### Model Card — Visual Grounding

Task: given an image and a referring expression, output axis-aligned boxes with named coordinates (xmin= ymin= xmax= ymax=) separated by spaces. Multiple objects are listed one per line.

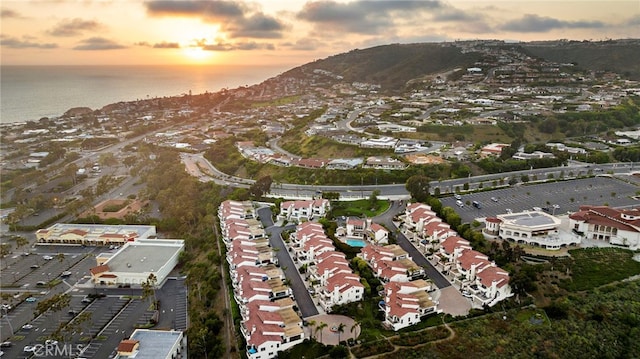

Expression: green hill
xmin=520 ymin=39 xmax=640 ymax=80
xmin=279 ymin=40 xmax=640 ymax=91
xmin=284 ymin=43 xmax=481 ymax=91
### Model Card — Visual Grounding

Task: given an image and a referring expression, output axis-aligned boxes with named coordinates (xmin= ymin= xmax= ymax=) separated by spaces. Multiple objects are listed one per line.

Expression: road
xmin=373 ymin=201 xmax=452 ymax=289
xmin=256 ymin=207 xmax=319 ymax=318
xmin=180 ymin=152 xmax=639 ymax=203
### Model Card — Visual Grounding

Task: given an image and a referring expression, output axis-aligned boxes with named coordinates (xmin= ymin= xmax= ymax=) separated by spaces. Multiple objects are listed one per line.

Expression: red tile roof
xmin=441 ymin=236 xmax=470 ymax=254
xmin=570 ymin=205 xmax=640 ymax=232
xmin=477 ymin=266 xmax=510 ymax=288
xmin=90 ymin=264 xmax=109 ymax=275
xmin=117 ymin=339 xmax=139 ymax=353
xmin=458 ymin=249 xmax=490 ymax=271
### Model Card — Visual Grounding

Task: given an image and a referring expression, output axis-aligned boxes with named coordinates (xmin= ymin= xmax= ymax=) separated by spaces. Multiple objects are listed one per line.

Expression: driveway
xmin=256 ymin=207 xmax=319 ymax=318
xmin=436 ymin=287 xmax=471 ymax=316
xmin=304 ymin=314 xmax=358 ymax=345
xmin=374 ymin=201 xmax=452 ymax=289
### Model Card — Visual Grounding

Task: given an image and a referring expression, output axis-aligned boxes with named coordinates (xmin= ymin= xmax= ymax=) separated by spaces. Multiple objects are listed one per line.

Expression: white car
xmin=45 ymin=340 xmax=58 ymax=346
xmin=43 ymin=255 xmax=53 ymax=260
xmin=22 ymin=324 xmax=34 ymax=330
xmin=454 ymin=194 xmax=462 ymax=200
xmin=23 ymin=345 xmax=36 ymax=352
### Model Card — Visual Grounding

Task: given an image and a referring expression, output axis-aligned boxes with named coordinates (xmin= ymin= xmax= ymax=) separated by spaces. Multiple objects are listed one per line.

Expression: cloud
xmin=1 ymin=8 xmax=23 ymax=18
xmin=297 ymin=0 xmax=442 ymax=34
xmin=282 ymin=38 xmax=326 ymax=51
xmin=501 ymin=14 xmax=605 ymax=33
xmin=146 ymin=0 xmax=245 ymax=20
xmin=73 ymin=37 xmax=126 ymax=50
xmin=0 ymin=35 xmax=57 ymax=49
xmin=135 ymin=41 xmax=181 ymax=48
xmin=48 ymin=18 xmax=103 ymax=37
xmin=202 ymin=41 xmax=274 ymax=51
xmin=153 ymin=41 xmax=180 ymax=48
xmin=145 ymin=0 xmax=285 ymax=39
xmin=431 ymin=7 xmax=476 ymax=22
xmin=626 ymin=15 xmax=640 ymax=26
xmin=230 ymin=13 xmax=285 ymax=38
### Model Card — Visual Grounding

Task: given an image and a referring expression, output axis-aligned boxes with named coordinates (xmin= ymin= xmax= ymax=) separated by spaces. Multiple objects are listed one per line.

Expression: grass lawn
xmin=560 ymin=247 xmax=640 ymax=291
xmin=514 ymin=308 xmax=550 ymax=326
xmin=331 ymin=199 xmax=391 ymax=218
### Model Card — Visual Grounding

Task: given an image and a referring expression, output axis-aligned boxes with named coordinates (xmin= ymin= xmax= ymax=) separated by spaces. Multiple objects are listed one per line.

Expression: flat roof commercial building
xmin=36 ymin=223 xmax=156 ymax=246
xmin=485 ymin=210 xmax=579 ymax=250
xmin=90 ymin=239 xmax=184 ymax=287
xmin=115 ymin=329 xmax=184 ymax=359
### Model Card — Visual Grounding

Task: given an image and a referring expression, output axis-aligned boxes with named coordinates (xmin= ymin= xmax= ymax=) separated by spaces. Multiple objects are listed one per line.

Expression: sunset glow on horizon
xmin=1 ymin=0 xmax=638 ymax=67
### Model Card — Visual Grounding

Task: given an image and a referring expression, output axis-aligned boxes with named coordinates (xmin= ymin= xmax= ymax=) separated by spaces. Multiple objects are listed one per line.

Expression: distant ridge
xmin=282 ymin=42 xmax=480 ymax=91
xmin=278 ymin=39 xmax=640 ymax=92
xmin=521 ymin=39 xmax=640 ymax=80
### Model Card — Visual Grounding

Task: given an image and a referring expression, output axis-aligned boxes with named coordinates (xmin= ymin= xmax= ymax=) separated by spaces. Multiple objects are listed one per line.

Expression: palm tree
xmin=316 ymin=322 xmax=327 ymax=343
xmin=337 ymin=323 xmax=346 ymax=344
xmin=15 ymin=236 xmax=29 ymax=251
xmin=307 ymin=319 xmax=316 ymax=340
xmin=350 ymin=320 xmax=361 ymax=343
xmin=142 ymin=273 xmax=158 ymax=309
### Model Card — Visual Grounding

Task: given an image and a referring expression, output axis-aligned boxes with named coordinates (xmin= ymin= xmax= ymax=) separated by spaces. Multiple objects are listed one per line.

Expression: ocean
xmin=0 ymin=64 xmax=293 ymax=124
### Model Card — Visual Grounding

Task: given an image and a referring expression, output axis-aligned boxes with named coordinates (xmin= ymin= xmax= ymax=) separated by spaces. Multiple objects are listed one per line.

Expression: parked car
xmin=22 ymin=324 xmax=34 ymax=330
xmin=0 ymin=342 xmax=12 ymax=348
xmin=454 ymin=194 xmax=462 ymax=200
xmin=61 ymin=271 xmax=72 ymax=277
xmin=43 ymin=255 xmax=53 ymax=260
xmin=456 ymin=200 xmax=464 ymax=208
xmin=30 ymin=264 xmax=39 ymax=269
xmin=491 ymin=197 xmax=498 ymax=202
xmin=1 ymin=304 xmax=11 ymax=311
xmin=23 ymin=345 xmax=36 ymax=352
xmin=36 ymin=281 xmax=47 ymax=287
xmin=25 ymin=297 xmax=37 ymax=303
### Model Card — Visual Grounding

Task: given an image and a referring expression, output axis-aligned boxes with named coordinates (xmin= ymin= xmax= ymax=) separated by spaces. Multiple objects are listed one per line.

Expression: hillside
xmin=283 ymin=43 xmax=481 ymax=91
xmin=515 ymin=39 xmax=640 ymax=80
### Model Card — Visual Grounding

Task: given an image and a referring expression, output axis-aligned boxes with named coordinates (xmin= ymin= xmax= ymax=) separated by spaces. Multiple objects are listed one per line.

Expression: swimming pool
xmin=346 ymin=239 xmax=367 ymax=247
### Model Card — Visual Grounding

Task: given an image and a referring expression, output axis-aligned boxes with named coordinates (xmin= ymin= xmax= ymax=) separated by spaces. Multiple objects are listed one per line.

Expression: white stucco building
xmin=90 ymin=239 xmax=184 ymax=287
xmin=569 ymin=205 xmax=640 ymax=249
xmin=485 ymin=210 xmax=578 ymax=250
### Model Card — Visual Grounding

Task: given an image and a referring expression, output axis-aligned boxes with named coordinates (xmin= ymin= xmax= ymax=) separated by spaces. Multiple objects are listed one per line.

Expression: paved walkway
xmin=304 ymin=314 xmax=358 ymax=345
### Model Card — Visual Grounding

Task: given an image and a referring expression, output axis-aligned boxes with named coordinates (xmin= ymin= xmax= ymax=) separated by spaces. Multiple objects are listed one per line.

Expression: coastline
xmin=0 ymin=64 xmax=293 ymax=124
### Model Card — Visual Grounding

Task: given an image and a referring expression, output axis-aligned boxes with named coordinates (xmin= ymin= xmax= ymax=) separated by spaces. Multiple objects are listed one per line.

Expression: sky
xmin=1 ymin=0 xmax=639 ymax=67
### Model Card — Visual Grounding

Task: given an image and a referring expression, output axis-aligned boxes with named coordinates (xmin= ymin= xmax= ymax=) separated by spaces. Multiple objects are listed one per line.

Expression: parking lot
xmin=1 ymin=241 xmax=187 ymax=359
xmin=441 ymin=176 xmax=639 ymax=223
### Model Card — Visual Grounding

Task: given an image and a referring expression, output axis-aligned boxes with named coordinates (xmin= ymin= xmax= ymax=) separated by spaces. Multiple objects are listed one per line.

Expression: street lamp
xmin=1 ymin=307 xmax=13 ymax=336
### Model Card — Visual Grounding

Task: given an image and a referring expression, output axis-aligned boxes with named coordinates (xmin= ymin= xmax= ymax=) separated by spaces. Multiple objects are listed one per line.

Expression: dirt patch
xmin=82 ymin=199 xmax=148 ymax=220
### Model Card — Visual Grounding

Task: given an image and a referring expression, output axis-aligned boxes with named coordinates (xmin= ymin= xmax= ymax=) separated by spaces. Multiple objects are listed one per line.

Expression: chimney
xmin=252 ymin=325 xmax=256 ymax=334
